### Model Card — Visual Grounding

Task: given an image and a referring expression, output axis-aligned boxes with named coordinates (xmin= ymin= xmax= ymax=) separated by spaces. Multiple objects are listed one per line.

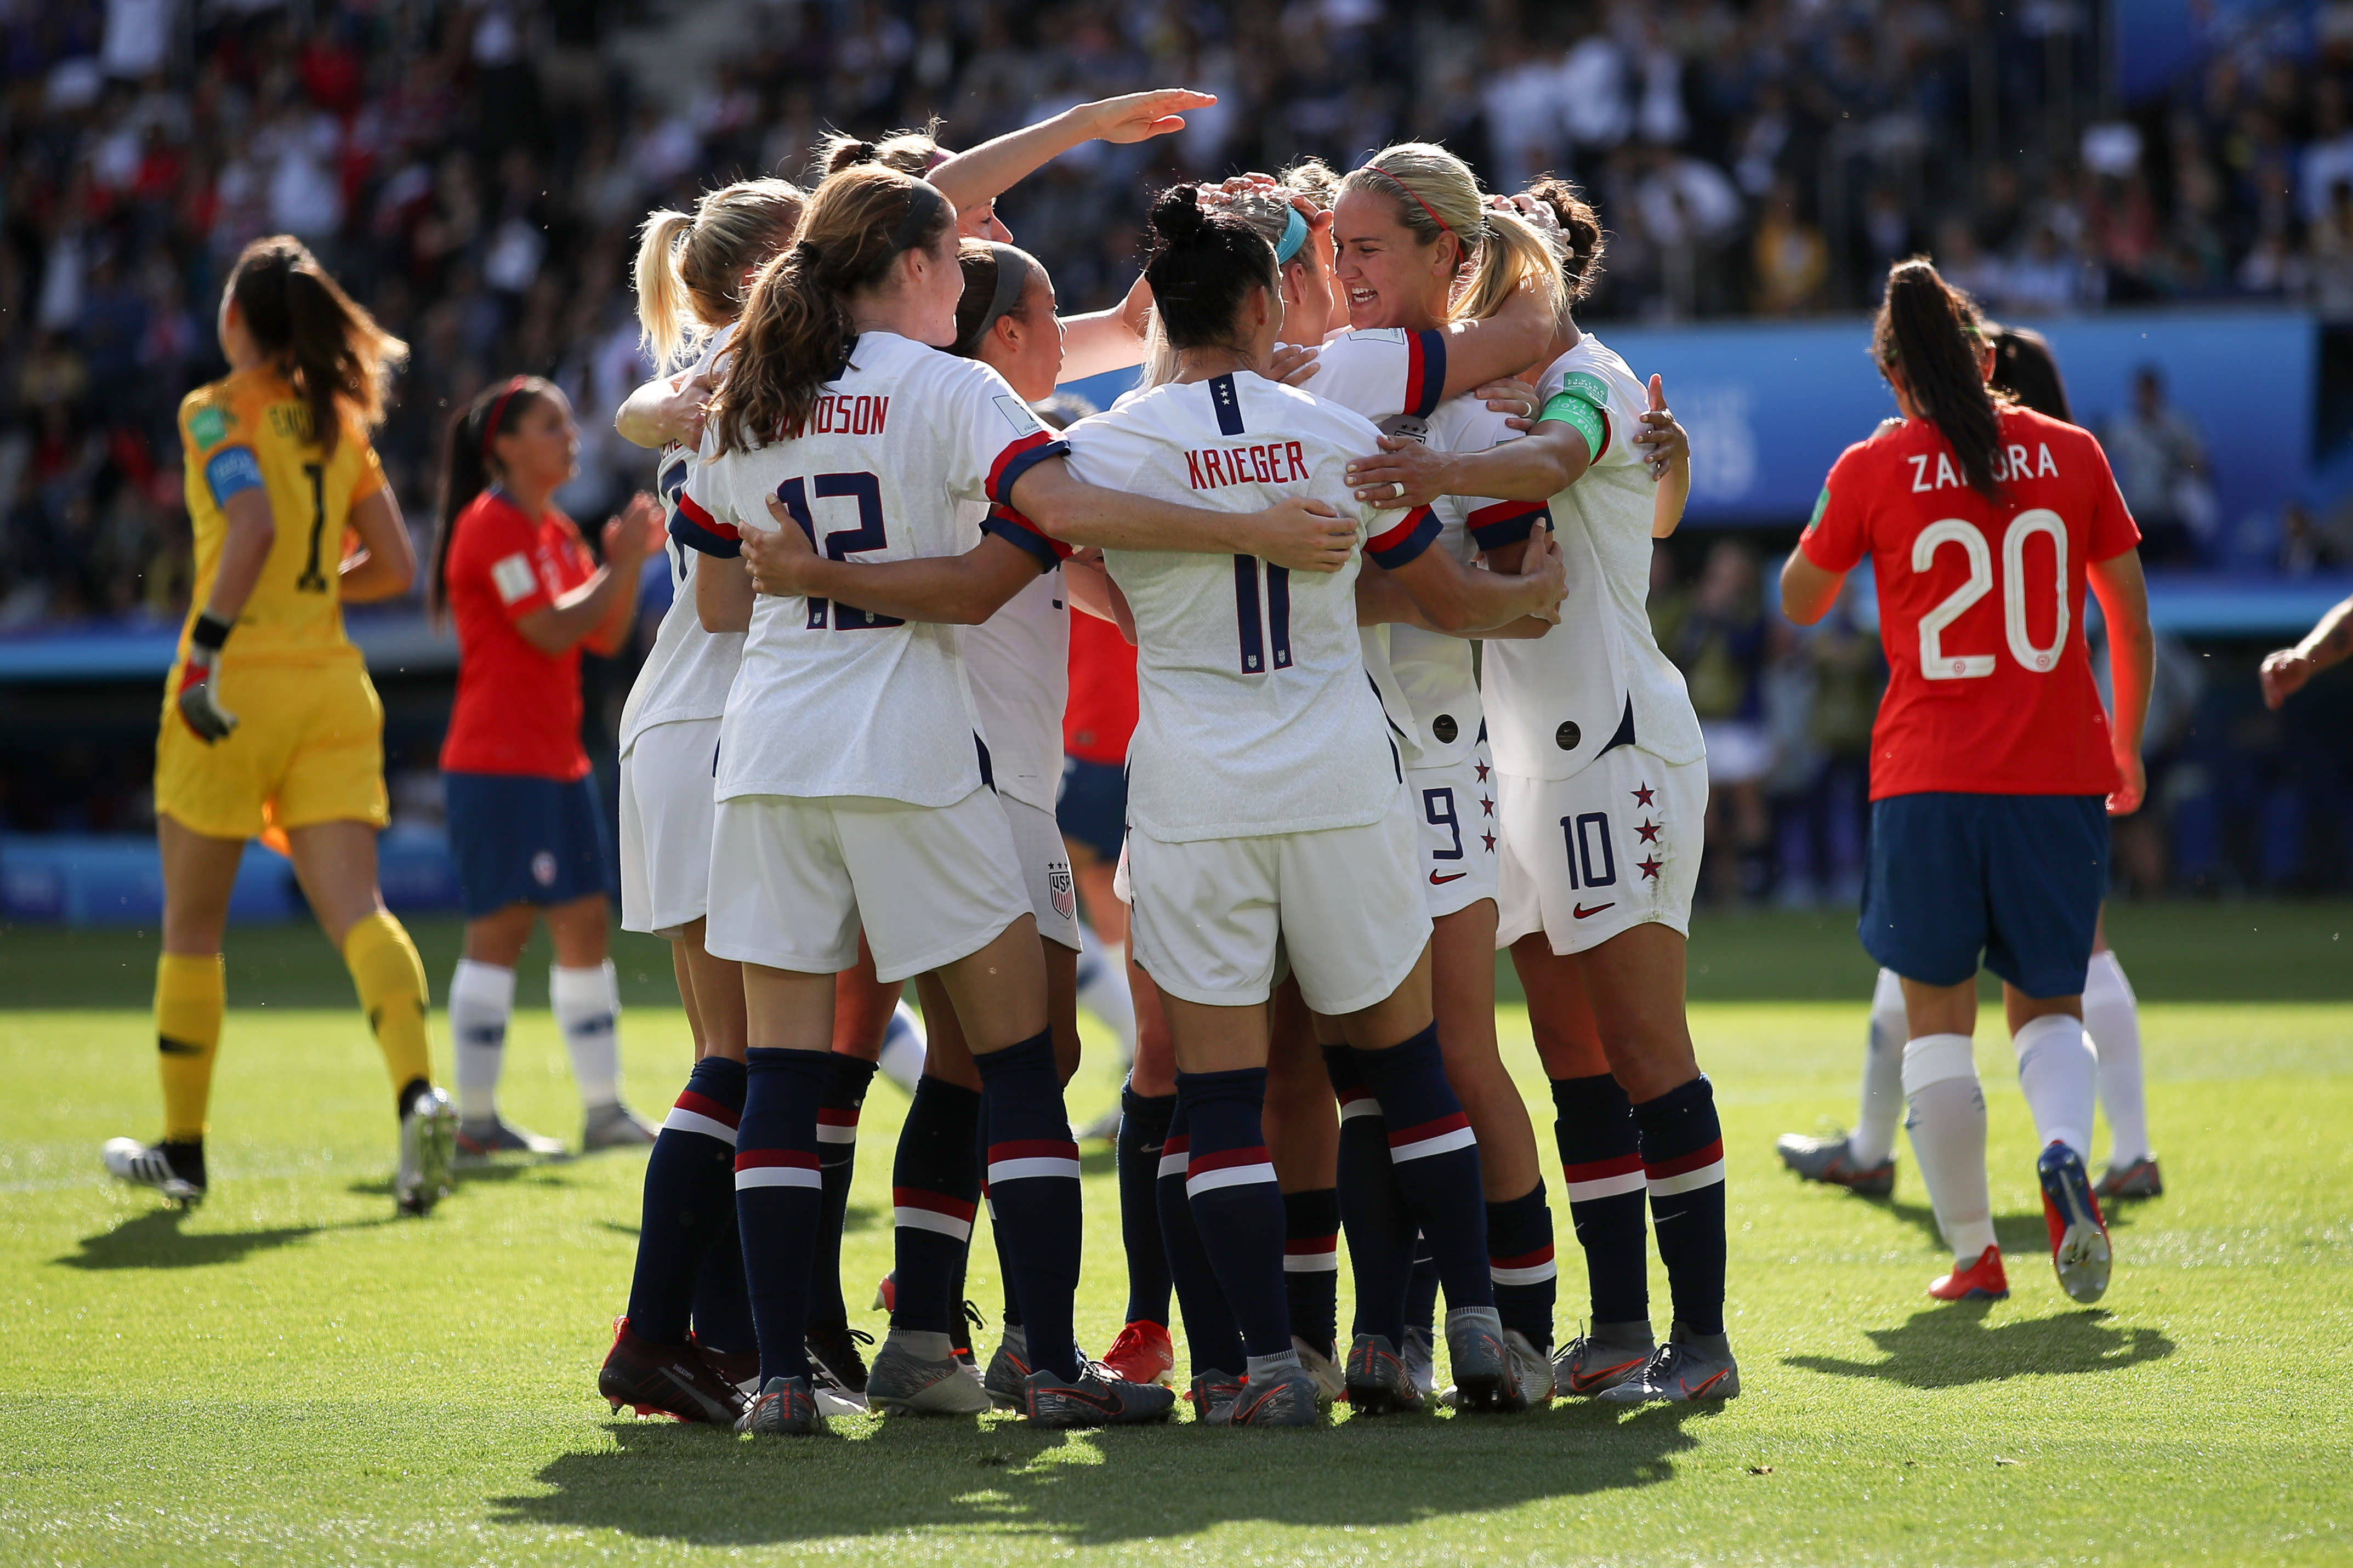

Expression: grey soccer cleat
xmin=1554 ymin=1322 xmax=1656 ymax=1398
xmin=1775 ymin=1131 xmax=1895 ymax=1196
xmin=2038 ymin=1143 xmax=2113 ymax=1304
xmin=582 ymin=1101 xmax=660 ymax=1151
xmin=1444 ymin=1307 xmax=1527 ymax=1413
xmin=1442 ymin=1327 xmax=1557 ymax=1409
xmin=454 ymin=1114 xmax=565 ymax=1162
xmin=2094 ymin=1155 xmax=2163 ymax=1201
xmin=1596 ymin=1322 xmax=1740 ymax=1404
xmin=1024 ymin=1361 xmax=1177 ymax=1428
xmin=395 ymin=1086 xmax=457 ymax=1215
xmin=1402 ymin=1325 xmax=1437 ymax=1396
xmin=1228 ymin=1362 xmax=1322 ymax=1427
xmin=868 ymin=1332 xmax=992 ymax=1415
xmin=736 ymin=1375 xmax=825 ymax=1436
xmin=1293 ymin=1335 xmax=1344 ymax=1403
xmin=1342 ymin=1333 xmax=1424 ymax=1415
xmin=1187 ymin=1371 xmax=1244 ymax=1425
xmin=983 ymin=1323 xmax=1033 ymax=1411
xmin=101 ymin=1138 xmax=204 ymax=1205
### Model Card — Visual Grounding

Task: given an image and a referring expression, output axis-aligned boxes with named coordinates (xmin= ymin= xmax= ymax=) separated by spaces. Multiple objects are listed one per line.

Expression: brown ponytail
xmin=1874 ymin=258 xmax=2004 ymax=500
xmin=226 ymin=235 xmax=407 ymax=457
xmin=1522 ymin=176 xmax=1609 ymax=304
xmin=706 ymin=167 xmax=954 ymax=455
xmin=427 ymin=376 xmax=557 ymax=622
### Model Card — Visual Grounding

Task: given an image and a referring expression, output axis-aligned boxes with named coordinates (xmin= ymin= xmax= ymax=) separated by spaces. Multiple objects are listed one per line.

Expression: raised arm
xmin=927 ymin=90 xmax=1215 ymax=215
xmin=1008 ymin=455 xmax=1355 ymax=574
xmin=1055 ymin=273 xmax=1155 ymax=383
xmin=2088 ymin=545 xmax=2152 ymax=816
xmin=615 ymin=368 xmax=713 ymax=451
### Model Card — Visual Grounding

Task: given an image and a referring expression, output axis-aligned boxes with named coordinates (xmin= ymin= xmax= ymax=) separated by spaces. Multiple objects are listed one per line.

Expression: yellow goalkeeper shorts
xmin=154 ymin=647 xmax=390 ymax=843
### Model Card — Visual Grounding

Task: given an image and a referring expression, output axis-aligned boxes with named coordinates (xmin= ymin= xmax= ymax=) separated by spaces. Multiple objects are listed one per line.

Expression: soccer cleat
xmin=1928 ymin=1244 xmax=2010 ymax=1301
xmin=1229 ymin=1362 xmax=1322 ymax=1427
xmin=737 ymin=1375 xmax=825 ymax=1436
xmin=2038 ymin=1142 xmax=2113 ymax=1304
xmin=599 ymin=1319 xmax=747 ymax=1424
xmin=101 ymin=1137 xmax=204 ymax=1205
xmin=1342 ymin=1333 xmax=1424 ymax=1415
xmin=1504 ymin=1329 xmax=1556 ymax=1405
xmin=983 ymin=1323 xmax=1033 ymax=1410
xmin=1402 ymin=1326 xmax=1437 ymax=1396
xmin=582 ymin=1102 xmax=660 ymax=1151
xmin=2095 ymin=1155 xmax=2163 ymax=1202
xmin=1293 ymin=1335 xmax=1344 ymax=1402
xmin=869 ymin=1332 xmax=992 ymax=1415
xmin=1554 ymin=1326 xmax=1656 ymax=1398
xmin=1775 ymin=1131 xmax=1896 ymax=1196
xmin=1100 ymin=1320 xmax=1176 ymax=1387
xmin=1187 ymin=1371 xmax=1244 ymax=1424
xmin=394 ymin=1086 xmax=457 ymax=1216
xmin=1443 ymin=1306 xmax=1527 ymax=1413
xmin=692 ymin=1338 xmax=760 ymax=1399
xmin=805 ymin=1324 xmax=874 ymax=1413
xmin=454 ymin=1115 xmax=565 ymax=1162
xmin=1024 ymin=1361 xmax=1178 ymax=1428
xmin=871 ymin=1269 xmax=895 ymax=1314
xmin=1595 ymin=1322 xmax=1740 ymax=1404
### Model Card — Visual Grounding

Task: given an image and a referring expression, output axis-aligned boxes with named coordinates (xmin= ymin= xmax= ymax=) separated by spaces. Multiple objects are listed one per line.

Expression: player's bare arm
xmin=515 ymin=492 xmax=663 ymax=657
xmin=695 ymin=548 xmax=754 ymax=633
xmin=1357 ymin=531 xmax=1564 ymax=636
xmin=1386 ymin=525 xmax=1566 ymax=633
xmin=337 ymin=487 xmax=417 ymax=603
xmin=1008 ymin=455 xmax=1354 ymax=573
xmin=1778 ymin=546 xmax=1844 ymax=626
xmin=1346 ymin=419 xmax=1591 ymax=508
xmin=173 ymin=482 xmax=276 ymax=742
xmin=2088 ymin=546 xmax=2154 ymax=816
xmin=2260 ymin=589 xmax=2353 ymax=709
xmin=928 ymin=89 xmax=1216 ymax=215
xmin=749 ymin=494 xmax=1041 ymax=625
xmin=613 ymin=368 xmax=712 ymax=451
xmin=1060 ymin=549 xmax=1121 ymax=624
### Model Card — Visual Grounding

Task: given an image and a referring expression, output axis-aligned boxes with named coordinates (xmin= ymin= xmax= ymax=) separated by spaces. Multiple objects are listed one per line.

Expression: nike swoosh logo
xmin=1572 ymin=902 xmax=1616 ymax=919
xmin=1569 ymin=1356 xmax=1644 ymax=1391
xmin=1429 ymin=871 xmax=1468 ymax=885
xmin=1680 ymin=1369 xmax=1730 ymax=1399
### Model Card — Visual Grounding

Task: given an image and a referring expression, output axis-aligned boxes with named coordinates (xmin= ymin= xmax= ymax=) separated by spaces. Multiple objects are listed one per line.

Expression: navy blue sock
xmin=688 ymin=1208 xmax=754 ymax=1353
xmin=627 ymin=1054 xmax=744 ymax=1347
xmin=1175 ymin=1068 xmax=1291 ymax=1360
xmin=1326 ymin=1044 xmax=1413 ymax=1344
xmin=1118 ymin=1086 xmax=1176 ymax=1327
xmin=1156 ymin=1099 xmax=1245 ymax=1380
xmin=734 ymin=1047 xmax=831 ymax=1384
xmin=889 ymin=1074 xmax=980 ymax=1336
xmin=1404 ymin=1239 xmax=1439 ymax=1337
xmin=1553 ymin=1072 xmax=1651 ymax=1326
xmin=975 ymin=1030 xmax=1083 ymax=1381
xmin=1351 ymin=1026 xmax=1493 ymax=1312
xmin=1635 ymin=1075 xmax=1727 ymax=1338
xmin=1487 ymin=1182 xmax=1558 ymax=1353
xmin=1282 ymin=1187 xmax=1340 ymax=1355
xmin=975 ymin=1104 xmax=1021 ymax=1328
xmin=809 ymin=1053 xmax=876 ymax=1332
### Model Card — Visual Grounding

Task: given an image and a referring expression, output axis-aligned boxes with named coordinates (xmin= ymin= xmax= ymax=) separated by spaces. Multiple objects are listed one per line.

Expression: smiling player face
xmin=1331 ymin=187 xmax=1457 ymax=334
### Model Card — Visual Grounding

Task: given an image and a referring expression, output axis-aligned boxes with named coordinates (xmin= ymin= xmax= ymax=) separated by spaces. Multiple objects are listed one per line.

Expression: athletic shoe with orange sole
xmin=1100 ymin=1320 xmax=1176 ymax=1387
xmin=1928 ymin=1244 xmax=2010 ymax=1301
xmin=599 ymin=1319 xmax=747 ymax=1424
xmin=2038 ymin=1142 xmax=2113 ymax=1303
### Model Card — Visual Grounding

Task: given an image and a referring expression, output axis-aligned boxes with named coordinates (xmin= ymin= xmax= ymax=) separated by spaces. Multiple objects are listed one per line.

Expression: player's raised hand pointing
xmin=1082 ymin=89 xmax=1218 ymax=144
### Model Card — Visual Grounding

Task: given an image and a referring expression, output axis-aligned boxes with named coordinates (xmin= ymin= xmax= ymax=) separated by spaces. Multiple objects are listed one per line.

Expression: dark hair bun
xmin=1524 ymin=176 xmax=1607 ymax=301
xmin=1149 ymin=184 xmax=1208 ymax=245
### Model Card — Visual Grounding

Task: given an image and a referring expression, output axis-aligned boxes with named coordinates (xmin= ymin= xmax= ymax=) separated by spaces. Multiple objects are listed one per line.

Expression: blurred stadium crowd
xmin=0 ymin=0 xmax=2348 ymax=893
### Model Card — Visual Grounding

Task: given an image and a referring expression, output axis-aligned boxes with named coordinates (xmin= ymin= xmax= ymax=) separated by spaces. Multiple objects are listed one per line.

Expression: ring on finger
xmin=1390 ymin=481 xmax=1407 ymax=501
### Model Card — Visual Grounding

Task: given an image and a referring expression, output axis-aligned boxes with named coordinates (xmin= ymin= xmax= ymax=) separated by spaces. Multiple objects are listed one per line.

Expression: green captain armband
xmin=1536 ymin=383 xmax=1607 ymax=460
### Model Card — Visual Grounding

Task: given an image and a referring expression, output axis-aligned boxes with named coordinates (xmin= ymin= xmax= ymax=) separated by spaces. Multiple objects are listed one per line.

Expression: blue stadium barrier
xmin=0 ymin=613 xmax=458 ymax=684
xmin=0 ymin=825 xmax=462 ymax=927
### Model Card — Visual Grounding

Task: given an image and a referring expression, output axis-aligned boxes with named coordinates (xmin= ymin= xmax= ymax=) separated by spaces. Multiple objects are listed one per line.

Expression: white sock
xmin=2082 ymin=950 xmax=2150 ymax=1164
xmin=550 ymin=960 xmax=622 ymax=1111
xmin=1902 ymin=1033 xmax=1994 ymax=1263
xmin=877 ymin=1001 xmax=926 ymax=1094
xmin=449 ymin=959 xmax=516 ymax=1125
xmin=1074 ymin=934 xmax=1138 ymax=1072
xmin=1850 ymin=967 xmax=1908 ymax=1168
xmin=2013 ymin=1012 xmax=2095 ymax=1160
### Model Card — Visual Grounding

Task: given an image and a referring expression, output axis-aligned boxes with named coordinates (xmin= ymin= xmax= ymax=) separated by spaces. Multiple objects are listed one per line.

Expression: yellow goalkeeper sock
xmin=155 ymin=953 xmax=225 ymax=1143
xmin=343 ymin=911 xmax=435 ymax=1111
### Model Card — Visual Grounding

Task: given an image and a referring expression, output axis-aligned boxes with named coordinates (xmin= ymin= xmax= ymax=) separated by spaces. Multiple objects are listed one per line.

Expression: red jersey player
xmin=1780 ymin=260 xmax=2153 ymax=1308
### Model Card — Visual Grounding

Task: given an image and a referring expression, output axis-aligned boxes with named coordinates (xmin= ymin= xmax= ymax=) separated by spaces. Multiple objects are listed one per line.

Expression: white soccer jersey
xmin=678 ymin=331 xmax=1067 ymax=807
xmin=621 ymin=327 xmax=744 ymax=754
xmin=954 ymin=495 xmax=1070 ymax=814
xmin=1063 ymin=370 xmax=1431 ymax=841
xmin=1482 ymin=335 xmax=1704 ymax=782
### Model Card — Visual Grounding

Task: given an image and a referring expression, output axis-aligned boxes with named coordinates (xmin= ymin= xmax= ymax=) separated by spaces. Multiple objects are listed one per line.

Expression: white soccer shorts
xmin=1496 ymin=747 xmax=1707 ymax=955
xmin=1406 ymin=740 xmax=1500 ymax=921
xmin=618 ymin=717 xmax=720 ymax=939
xmin=1127 ymin=784 xmax=1432 ymax=1017
xmin=706 ymin=784 xmax=1031 ymax=983
xmin=1001 ymin=794 xmax=1081 ymax=953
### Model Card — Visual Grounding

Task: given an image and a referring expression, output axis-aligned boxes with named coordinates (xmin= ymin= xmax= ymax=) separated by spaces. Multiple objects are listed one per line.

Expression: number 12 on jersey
xmin=775 ymin=472 xmax=906 ymax=632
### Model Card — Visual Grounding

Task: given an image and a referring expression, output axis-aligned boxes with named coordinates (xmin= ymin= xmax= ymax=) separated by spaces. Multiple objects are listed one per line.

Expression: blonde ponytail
xmin=633 ymin=208 xmax=697 ymax=371
xmin=632 ymin=180 xmax=808 ymax=374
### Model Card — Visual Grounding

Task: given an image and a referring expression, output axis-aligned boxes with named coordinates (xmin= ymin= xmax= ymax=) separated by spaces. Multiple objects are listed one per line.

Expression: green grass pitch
xmin=1 ymin=905 xmax=2348 ymax=1565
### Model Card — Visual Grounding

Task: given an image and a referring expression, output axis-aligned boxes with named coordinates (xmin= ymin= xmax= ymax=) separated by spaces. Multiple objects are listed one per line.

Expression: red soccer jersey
xmin=440 ymin=489 xmax=596 ymax=780
xmin=1063 ymin=609 xmax=1138 ymax=766
xmin=1799 ymin=406 xmax=2141 ymax=800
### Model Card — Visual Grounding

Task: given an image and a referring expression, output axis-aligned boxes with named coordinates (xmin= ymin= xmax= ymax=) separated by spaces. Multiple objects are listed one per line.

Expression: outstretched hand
xmin=1630 ymin=373 xmax=1689 ymax=483
xmin=1249 ymin=495 xmax=1356 ymax=574
xmin=603 ymin=492 xmax=666 ymax=566
xmin=1268 ymin=341 xmax=1322 ymax=387
xmin=1345 ymin=436 xmax=1449 ymax=509
xmin=1083 ymin=89 xmax=1217 ymax=144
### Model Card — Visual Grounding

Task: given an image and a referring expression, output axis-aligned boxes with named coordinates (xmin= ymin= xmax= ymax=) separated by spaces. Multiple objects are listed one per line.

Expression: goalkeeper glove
xmin=176 ymin=612 xmax=239 ymax=743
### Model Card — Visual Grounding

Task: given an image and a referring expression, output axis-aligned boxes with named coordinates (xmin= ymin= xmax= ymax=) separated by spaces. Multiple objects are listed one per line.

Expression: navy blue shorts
xmin=1861 ymin=791 xmax=2107 ymax=999
xmin=444 ymin=771 xmax=616 ymax=919
xmin=1056 ymin=755 xmax=1127 ymax=863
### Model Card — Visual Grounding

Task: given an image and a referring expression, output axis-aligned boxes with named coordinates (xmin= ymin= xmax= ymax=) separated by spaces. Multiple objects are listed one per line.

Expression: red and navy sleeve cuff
xmin=1404 ymin=329 xmax=1448 ymax=420
xmin=1366 ymin=504 xmax=1441 ymax=568
xmin=1467 ymin=499 xmax=1549 ymax=550
xmin=981 ymin=505 xmax=1072 ymax=571
xmin=670 ymin=491 xmax=741 ymax=558
xmin=986 ymin=431 xmax=1072 ymax=508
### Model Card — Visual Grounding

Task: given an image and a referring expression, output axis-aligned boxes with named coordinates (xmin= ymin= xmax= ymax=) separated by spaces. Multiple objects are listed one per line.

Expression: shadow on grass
xmin=489 ymin=1402 xmax=1714 ymax=1546
xmin=53 ymin=1205 xmax=396 ymax=1270
xmin=1784 ymin=1303 xmax=2174 ymax=1388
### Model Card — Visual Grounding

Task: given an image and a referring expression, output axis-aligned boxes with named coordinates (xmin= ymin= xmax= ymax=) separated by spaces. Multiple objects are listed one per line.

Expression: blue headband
xmin=1275 ymin=204 xmax=1309 ymax=265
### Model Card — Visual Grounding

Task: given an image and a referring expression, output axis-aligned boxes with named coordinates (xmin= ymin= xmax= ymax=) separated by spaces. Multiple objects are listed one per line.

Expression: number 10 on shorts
xmin=1558 ymin=812 xmax=1617 ymax=890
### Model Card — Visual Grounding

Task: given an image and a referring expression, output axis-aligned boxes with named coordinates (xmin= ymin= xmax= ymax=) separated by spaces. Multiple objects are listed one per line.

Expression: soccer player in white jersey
xmin=679 ymin=166 xmax=1351 ymax=1436
xmin=1344 ymin=176 xmax=1736 ymax=1404
xmin=1062 ymin=186 xmax=1560 ymax=1426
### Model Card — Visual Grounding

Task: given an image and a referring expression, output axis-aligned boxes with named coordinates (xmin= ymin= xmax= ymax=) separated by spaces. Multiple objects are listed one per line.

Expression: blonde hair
xmin=1340 ymin=142 xmax=1565 ymax=326
xmin=819 ymin=123 xmax=945 ymax=179
xmin=1278 ymin=157 xmax=1341 ymax=205
xmin=633 ymin=179 xmax=807 ymax=373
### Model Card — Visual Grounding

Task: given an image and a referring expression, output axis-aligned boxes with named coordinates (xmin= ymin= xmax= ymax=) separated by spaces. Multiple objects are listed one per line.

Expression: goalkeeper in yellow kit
xmin=102 ymin=235 xmax=459 ymax=1215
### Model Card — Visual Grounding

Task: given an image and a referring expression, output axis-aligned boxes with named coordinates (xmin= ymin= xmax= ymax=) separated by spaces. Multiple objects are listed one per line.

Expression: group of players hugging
xmin=113 ymin=78 xmax=2305 ymax=1435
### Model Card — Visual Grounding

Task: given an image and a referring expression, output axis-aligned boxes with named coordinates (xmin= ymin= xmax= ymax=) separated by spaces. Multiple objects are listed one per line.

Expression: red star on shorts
xmin=1480 ymin=830 xmax=1497 ymax=852
xmin=1474 ymin=760 xmax=1491 ymax=783
xmin=1638 ymin=856 xmax=1663 ymax=881
xmin=1630 ymin=783 xmax=1656 ymax=807
xmin=1480 ymin=795 xmax=1495 ymax=818
xmin=1636 ymin=818 xmax=1661 ymax=843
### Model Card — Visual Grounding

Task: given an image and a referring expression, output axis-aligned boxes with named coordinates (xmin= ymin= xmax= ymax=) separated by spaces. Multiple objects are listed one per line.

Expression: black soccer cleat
xmin=599 ymin=1319 xmax=748 ymax=1424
